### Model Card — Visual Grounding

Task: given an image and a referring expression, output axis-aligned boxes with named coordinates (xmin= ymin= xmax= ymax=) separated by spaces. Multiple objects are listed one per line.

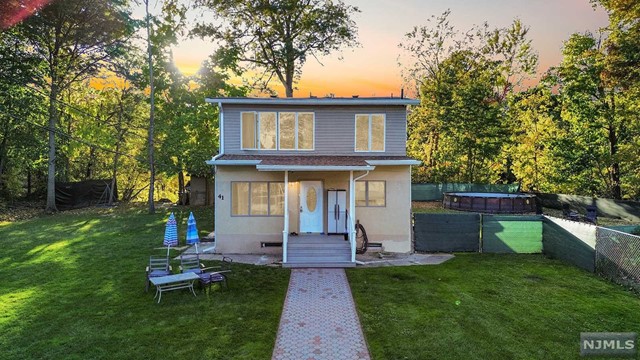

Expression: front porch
xmin=284 ymin=234 xmax=354 ymax=268
xmin=280 ymin=169 xmax=367 ymax=268
xmin=211 ymin=159 xmax=414 ymax=260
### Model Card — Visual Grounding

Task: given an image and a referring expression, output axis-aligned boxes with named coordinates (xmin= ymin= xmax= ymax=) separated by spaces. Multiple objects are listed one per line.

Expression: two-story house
xmin=205 ymin=97 xmax=420 ymax=267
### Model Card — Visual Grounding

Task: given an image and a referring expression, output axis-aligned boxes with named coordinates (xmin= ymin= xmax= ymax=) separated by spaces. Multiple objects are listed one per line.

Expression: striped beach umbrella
xmin=186 ymin=212 xmax=200 ymax=254
xmin=163 ymin=212 xmax=178 ymax=258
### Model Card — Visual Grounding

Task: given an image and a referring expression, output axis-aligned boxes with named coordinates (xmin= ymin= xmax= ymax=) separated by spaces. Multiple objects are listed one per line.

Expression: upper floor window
xmin=355 ymin=114 xmax=385 ymax=152
xmin=242 ymin=112 xmax=276 ymax=150
xmin=242 ymin=111 xmax=314 ymax=150
xmin=279 ymin=112 xmax=314 ymax=150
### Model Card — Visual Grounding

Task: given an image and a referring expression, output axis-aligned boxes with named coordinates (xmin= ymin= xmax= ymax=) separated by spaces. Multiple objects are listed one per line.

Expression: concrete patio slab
xmin=178 ymin=244 xmax=454 ymax=268
xmin=355 ymin=253 xmax=455 ymax=267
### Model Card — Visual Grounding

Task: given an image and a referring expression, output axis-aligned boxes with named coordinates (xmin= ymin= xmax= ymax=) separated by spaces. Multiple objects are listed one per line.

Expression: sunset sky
xmin=139 ymin=0 xmax=610 ymax=97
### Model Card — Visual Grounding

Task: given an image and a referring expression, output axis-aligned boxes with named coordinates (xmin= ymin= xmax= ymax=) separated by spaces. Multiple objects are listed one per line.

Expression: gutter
xmin=218 ymin=101 xmax=224 ymax=154
xmin=256 ymin=165 xmax=375 ymax=172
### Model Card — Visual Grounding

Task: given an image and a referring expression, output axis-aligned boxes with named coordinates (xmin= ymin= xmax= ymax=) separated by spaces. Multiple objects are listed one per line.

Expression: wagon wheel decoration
xmin=355 ymin=221 xmax=368 ymax=254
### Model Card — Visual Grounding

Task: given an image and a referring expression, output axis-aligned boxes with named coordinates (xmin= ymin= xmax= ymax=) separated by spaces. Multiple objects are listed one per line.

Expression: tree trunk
xmin=46 ymin=82 xmax=58 ymax=212
xmin=86 ymin=146 xmax=95 ymax=179
xmin=178 ymin=170 xmax=186 ymax=205
xmin=110 ymin=141 xmax=120 ymax=205
xmin=27 ymin=170 xmax=31 ymax=196
xmin=608 ymin=126 xmax=621 ymax=199
xmin=284 ymin=81 xmax=293 ymax=97
xmin=284 ymin=64 xmax=294 ymax=97
xmin=0 ymin=126 xmax=8 ymax=186
xmin=608 ymin=93 xmax=622 ymax=200
xmin=145 ymin=0 xmax=155 ymax=214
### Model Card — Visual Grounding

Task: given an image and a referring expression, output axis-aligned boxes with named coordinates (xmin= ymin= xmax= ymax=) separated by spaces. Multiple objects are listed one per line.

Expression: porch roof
xmin=206 ymin=154 xmax=420 ymax=170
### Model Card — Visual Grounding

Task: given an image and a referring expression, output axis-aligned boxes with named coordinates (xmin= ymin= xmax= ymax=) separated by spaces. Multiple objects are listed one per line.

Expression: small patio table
xmin=149 ymin=272 xmax=200 ymax=303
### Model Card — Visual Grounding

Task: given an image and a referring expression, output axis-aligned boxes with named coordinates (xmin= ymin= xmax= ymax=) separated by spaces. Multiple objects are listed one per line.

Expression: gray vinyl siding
xmin=222 ymin=104 xmax=408 ymax=156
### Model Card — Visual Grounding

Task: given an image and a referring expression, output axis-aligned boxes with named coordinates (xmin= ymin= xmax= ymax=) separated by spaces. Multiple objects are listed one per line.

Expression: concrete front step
xmin=288 ymin=244 xmax=350 ymax=250
xmin=288 ymin=240 xmax=349 ymax=245
xmin=288 ymin=246 xmax=351 ymax=255
xmin=283 ymin=261 xmax=356 ymax=268
xmin=286 ymin=234 xmax=352 ymax=267
xmin=288 ymin=255 xmax=351 ymax=261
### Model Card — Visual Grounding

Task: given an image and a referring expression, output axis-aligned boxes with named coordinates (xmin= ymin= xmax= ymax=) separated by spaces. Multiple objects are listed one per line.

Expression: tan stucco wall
xmin=353 ymin=166 xmax=412 ymax=253
xmin=214 ymin=167 xmax=284 ymax=253
xmin=214 ymin=165 xmax=412 ymax=254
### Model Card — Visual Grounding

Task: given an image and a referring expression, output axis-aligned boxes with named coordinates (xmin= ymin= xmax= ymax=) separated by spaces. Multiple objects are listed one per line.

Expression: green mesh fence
xmin=414 ymin=213 xmax=480 ymax=252
xmin=482 ymin=215 xmax=543 ymax=253
xmin=412 ymin=183 xmax=521 ymax=201
xmin=413 ymin=214 xmax=542 ymax=253
xmin=604 ymin=225 xmax=640 ymax=235
xmin=541 ymin=217 xmax=596 ymax=272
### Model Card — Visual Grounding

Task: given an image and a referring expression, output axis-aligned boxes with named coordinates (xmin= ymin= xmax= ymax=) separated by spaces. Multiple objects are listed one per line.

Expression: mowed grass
xmin=0 ymin=205 xmax=289 ymax=360
xmin=348 ymin=254 xmax=640 ymax=360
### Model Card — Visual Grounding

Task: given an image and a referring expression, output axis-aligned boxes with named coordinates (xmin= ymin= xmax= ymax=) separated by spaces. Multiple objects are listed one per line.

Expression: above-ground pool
xmin=443 ymin=192 xmax=536 ymax=214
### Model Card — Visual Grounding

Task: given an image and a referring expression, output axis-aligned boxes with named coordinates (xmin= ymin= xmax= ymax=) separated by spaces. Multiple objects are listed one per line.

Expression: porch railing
xmin=346 ymin=209 xmax=356 ymax=262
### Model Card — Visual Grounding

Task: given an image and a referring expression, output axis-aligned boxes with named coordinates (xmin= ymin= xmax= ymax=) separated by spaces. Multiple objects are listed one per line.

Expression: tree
xmin=144 ymin=0 xmax=157 ymax=214
xmin=506 ymin=86 xmax=562 ymax=192
xmin=19 ymin=0 xmax=133 ymax=212
xmin=551 ymin=33 xmax=630 ymax=199
xmin=401 ymin=11 xmax=537 ymax=183
xmin=592 ymin=0 xmax=640 ymax=88
xmin=193 ymin=0 xmax=360 ymax=97
xmin=0 ymin=27 xmax=46 ymax=198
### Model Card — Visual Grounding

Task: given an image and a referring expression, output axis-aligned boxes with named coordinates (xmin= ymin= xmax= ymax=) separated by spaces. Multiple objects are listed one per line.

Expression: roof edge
xmin=205 ymin=159 xmax=262 ymax=165
xmin=205 ymin=97 xmax=420 ymax=106
xmin=366 ymin=159 xmax=421 ymax=166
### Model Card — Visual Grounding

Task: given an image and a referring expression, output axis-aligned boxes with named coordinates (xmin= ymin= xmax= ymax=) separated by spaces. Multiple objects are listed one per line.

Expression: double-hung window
xmin=241 ymin=112 xmax=277 ymax=150
xmin=232 ymin=181 xmax=285 ymax=216
xmin=242 ymin=111 xmax=314 ymax=150
xmin=278 ymin=112 xmax=314 ymax=150
xmin=355 ymin=114 xmax=385 ymax=152
xmin=355 ymin=180 xmax=386 ymax=207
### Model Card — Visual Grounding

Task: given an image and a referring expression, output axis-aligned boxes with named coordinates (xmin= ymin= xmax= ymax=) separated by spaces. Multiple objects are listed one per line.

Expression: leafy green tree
xmin=193 ymin=0 xmax=360 ymax=97
xmin=506 ymin=86 xmax=562 ymax=192
xmin=0 ymin=27 xmax=46 ymax=199
xmin=551 ymin=33 xmax=630 ymax=198
xmin=402 ymin=11 xmax=537 ymax=184
xmin=19 ymin=0 xmax=134 ymax=211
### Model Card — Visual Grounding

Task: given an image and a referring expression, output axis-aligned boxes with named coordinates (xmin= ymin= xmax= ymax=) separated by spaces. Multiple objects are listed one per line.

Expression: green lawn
xmin=0 ymin=205 xmax=289 ymax=360
xmin=4 ymin=206 xmax=640 ymax=360
xmin=348 ymin=254 xmax=640 ymax=360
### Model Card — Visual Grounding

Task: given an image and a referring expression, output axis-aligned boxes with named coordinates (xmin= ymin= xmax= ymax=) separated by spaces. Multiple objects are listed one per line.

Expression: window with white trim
xmin=278 ymin=112 xmax=314 ymax=150
xmin=242 ymin=111 xmax=314 ymax=151
xmin=232 ymin=181 xmax=285 ymax=216
xmin=241 ymin=112 xmax=277 ymax=150
xmin=355 ymin=180 xmax=386 ymax=207
xmin=355 ymin=114 xmax=385 ymax=152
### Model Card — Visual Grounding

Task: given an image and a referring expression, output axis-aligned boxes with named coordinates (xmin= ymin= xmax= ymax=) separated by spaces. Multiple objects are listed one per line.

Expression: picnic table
xmin=149 ymin=272 xmax=200 ymax=303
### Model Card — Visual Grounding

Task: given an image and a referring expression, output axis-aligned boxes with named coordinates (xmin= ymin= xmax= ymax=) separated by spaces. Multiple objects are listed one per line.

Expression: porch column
xmin=283 ymin=170 xmax=289 ymax=263
xmin=349 ymin=171 xmax=356 ymax=262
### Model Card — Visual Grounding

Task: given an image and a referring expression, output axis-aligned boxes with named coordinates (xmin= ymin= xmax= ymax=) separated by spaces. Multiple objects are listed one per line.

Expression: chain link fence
xmin=595 ymin=227 xmax=640 ymax=293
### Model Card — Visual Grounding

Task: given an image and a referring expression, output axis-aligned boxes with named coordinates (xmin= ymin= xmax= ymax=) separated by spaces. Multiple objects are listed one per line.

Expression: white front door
xmin=299 ymin=181 xmax=323 ymax=233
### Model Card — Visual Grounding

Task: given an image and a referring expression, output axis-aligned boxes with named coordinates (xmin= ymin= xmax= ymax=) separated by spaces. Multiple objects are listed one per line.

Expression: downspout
xmin=283 ymin=170 xmax=289 ymax=263
xmin=211 ymin=102 xmax=224 ymax=249
xmin=349 ymin=170 xmax=370 ymax=262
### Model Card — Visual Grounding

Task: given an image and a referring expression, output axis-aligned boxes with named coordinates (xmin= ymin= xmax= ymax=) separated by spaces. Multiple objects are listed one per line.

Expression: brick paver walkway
xmin=272 ymin=268 xmax=371 ymax=360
